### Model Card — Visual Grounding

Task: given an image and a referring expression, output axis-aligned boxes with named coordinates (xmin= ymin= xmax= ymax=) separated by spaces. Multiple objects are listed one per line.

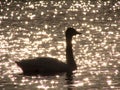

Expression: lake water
xmin=0 ymin=0 xmax=120 ymax=90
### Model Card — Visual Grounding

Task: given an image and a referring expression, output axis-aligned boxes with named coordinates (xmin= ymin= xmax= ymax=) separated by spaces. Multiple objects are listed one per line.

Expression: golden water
xmin=0 ymin=0 xmax=120 ymax=90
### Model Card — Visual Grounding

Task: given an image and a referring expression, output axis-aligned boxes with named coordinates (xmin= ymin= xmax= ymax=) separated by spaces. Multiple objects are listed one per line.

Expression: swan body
xmin=15 ymin=28 xmax=81 ymax=75
xmin=16 ymin=57 xmax=69 ymax=75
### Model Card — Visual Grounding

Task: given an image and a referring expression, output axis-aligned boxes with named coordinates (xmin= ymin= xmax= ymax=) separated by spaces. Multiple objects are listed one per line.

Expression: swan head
xmin=66 ymin=28 xmax=82 ymax=38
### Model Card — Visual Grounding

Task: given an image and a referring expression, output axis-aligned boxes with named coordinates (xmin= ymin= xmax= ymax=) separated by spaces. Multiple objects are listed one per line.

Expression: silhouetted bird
xmin=15 ymin=28 xmax=81 ymax=75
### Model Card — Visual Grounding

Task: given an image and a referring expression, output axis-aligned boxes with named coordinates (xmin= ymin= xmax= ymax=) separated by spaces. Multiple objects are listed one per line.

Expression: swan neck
xmin=66 ymin=37 xmax=76 ymax=70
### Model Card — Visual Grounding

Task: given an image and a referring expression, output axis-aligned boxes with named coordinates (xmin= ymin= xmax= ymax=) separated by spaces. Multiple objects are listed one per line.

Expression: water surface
xmin=0 ymin=0 xmax=120 ymax=90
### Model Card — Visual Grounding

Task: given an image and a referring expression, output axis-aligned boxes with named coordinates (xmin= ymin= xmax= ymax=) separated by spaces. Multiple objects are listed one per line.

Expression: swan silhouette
xmin=15 ymin=28 xmax=81 ymax=75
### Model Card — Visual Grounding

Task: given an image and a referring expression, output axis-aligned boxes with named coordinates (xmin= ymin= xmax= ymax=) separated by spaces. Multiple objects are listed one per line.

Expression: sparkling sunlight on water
xmin=0 ymin=0 xmax=120 ymax=90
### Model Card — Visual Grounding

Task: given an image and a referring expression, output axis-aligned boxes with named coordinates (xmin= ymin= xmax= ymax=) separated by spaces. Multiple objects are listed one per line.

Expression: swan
xmin=15 ymin=28 xmax=81 ymax=75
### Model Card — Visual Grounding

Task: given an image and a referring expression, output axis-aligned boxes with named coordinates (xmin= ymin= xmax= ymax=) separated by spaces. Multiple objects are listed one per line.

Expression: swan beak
xmin=76 ymin=31 xmax=82 ymax=35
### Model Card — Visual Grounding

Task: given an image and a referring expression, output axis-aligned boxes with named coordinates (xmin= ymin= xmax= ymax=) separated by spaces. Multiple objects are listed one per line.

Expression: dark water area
xmin=0 ymin=0 xmax=120 ymax=90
